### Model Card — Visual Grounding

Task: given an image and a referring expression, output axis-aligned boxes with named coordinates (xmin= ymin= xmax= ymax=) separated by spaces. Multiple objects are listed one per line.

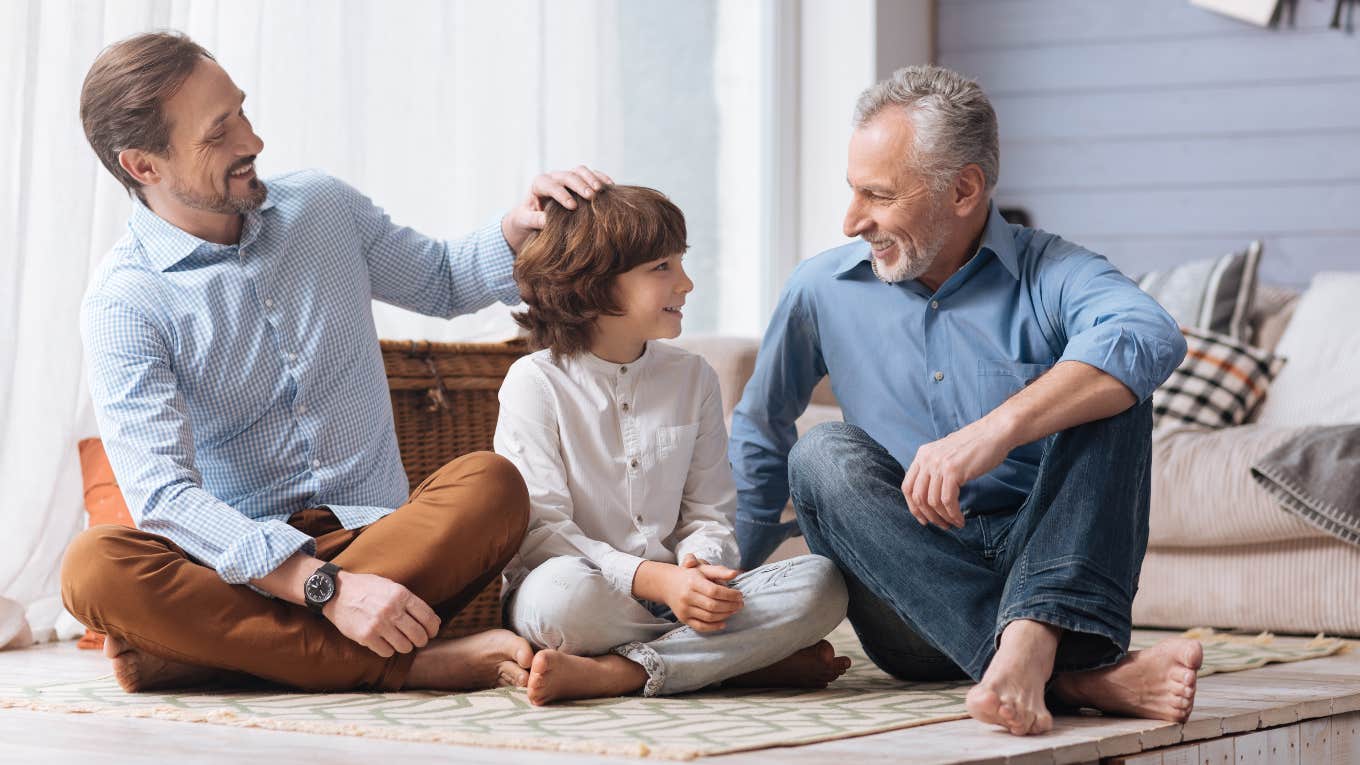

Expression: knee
xmin=791 ymin=554 xmax=849 ymax=632
xmin=431 ymin=451 xmax=530 ymax=538
xmin=60 ymin=525 xmax=134 ymax=624
xmin=789 ymin=423 xmax=866 ymax=490
xmin=514 ymin=557 xmax=609 ymax=646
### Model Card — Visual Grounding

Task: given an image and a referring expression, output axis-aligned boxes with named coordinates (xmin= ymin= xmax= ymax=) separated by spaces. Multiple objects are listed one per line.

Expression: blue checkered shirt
xmin=80 ymin=169 xmax=519 ymax=585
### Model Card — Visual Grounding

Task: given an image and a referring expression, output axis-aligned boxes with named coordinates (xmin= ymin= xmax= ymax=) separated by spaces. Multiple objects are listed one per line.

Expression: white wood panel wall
xmin=937 ymin=0 xmax=1360 ymax=285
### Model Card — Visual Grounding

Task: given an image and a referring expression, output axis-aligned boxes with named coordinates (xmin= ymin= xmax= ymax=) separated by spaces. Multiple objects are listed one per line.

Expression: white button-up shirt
xmin=494 ymin=341 xmax=739 ymax=595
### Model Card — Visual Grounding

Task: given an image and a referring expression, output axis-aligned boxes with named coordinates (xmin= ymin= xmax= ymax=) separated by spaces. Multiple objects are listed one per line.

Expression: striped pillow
xmin=1153 ymin=327 xmax=1286 ymax=430
xmin=1138 ymin=242 xmax=1262 ymax=340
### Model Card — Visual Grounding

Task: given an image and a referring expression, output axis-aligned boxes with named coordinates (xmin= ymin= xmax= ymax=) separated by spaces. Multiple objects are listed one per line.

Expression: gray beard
xmin=870 ymin=246 xmax=937 ymax=284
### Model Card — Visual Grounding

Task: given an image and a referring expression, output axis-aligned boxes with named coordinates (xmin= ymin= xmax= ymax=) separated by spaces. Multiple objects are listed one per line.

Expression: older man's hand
xmin=501 ymin=165 xmax=615 ymax=253
xmin=901 ymin=419 xmax=1014 ymax=530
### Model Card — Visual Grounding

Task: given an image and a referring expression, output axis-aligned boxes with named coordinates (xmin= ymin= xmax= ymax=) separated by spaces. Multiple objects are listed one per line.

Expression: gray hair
xmin=853 ymin=65 xmax=999 ymax=193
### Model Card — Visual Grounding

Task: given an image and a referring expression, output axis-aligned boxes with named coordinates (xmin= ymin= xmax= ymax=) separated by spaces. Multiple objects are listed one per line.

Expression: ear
xmin=117 ymin=148 xmax=161 ymax=189
xmin=950 ymin=164 xmax=988 ymax=219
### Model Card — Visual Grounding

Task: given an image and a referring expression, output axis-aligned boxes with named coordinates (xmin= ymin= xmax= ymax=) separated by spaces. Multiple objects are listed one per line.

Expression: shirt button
xmin=621 ymin=402 xmax=630 ymax=412
xmin=620 ymin=366 xmax=628 ymax=375
xmin=629 ymin=457 xmax=639 ymax=469
xmin=287 ymin=352 xmax=298 ymax=362
xmin=311 ymin=459 xmax=321 ymax=469
xmin=635 ymin=514 xmax=644 ymax=524
xmin=934 ymin=371 xmax=945 ymax=382
xmin=264 ymin=298 xmax=274 ymax=308
xmin=930 ymin=300 xmax=939 ymax=310
xmin=297 ymin=404 xmax=307 ymax=415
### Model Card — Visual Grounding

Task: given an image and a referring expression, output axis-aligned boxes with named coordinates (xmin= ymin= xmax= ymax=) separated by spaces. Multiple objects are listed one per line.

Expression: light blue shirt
xmin=729 ymin=204 xmax=1186 ymax=567
xmin=80 ymin=170 xmax=519 ymax=585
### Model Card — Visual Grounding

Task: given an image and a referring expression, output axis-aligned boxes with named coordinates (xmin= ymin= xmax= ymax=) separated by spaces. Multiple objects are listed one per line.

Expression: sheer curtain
xmin=0 ymin=0 xmax=769 ymax=643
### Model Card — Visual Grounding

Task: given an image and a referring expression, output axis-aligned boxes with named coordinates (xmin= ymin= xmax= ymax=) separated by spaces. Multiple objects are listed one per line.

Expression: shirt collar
xmin=130 ymin=195 xmax=277 ymax=272
xmin=831 ymin=202 xmax=1020 ymax=281
xmin=576 ymin=341 xmax=656 ymax=377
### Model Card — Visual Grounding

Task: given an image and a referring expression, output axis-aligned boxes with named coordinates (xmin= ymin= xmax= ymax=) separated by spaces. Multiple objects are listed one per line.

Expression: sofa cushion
xmin=1150 ymin=424 xmax=1328 ymax=548
xmin=1152 ymin=327 xmax=1285 ymax=430
xmin=1255 ymin=272 xmax=1360 ymax=426
xmin=1138 ymin=242 xmax=1262 ymax=339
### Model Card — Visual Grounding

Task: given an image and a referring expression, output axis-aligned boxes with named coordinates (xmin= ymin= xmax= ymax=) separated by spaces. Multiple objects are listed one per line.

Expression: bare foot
xmin=404 ymin=628 xmax=534 ymax=690
xmin=965 ymin=620 xmax=1058 ymax=736
xmin=1051 ymin=638 xmax=1203 ymax=723
xmin=526 ymin=650 xmax=647 ymax=706
xmin=103 ymin=635 xmax=223 ymax=692
xmin=727 ymin=640 xmax=852 ymax=689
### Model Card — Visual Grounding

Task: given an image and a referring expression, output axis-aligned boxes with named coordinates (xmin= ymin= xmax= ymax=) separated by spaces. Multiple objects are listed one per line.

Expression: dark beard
xmin=168 ymin=173 xmax=268 ymax=215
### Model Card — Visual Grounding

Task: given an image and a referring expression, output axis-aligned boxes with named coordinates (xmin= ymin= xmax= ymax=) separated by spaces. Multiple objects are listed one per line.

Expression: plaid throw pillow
xmin=1153 ymin=327 xmax=1286 ymax=429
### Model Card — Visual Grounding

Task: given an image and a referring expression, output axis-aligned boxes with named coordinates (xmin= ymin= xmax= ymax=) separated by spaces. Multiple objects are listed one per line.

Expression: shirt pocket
xmin=654 ymin=422 xmax=700 ymax=494
xmin=975 ymin=359 xmax=1052 ymax=421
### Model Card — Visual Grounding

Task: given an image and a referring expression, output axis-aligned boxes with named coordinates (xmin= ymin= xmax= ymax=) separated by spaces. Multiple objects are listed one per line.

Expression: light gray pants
xmin=507 ymin=554 xmax=849 ymax=696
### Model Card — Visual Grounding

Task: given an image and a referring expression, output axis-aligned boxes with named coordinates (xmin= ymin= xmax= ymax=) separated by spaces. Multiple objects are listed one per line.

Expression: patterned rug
xmin=0 ymin=625 xmax=1346 ymax=760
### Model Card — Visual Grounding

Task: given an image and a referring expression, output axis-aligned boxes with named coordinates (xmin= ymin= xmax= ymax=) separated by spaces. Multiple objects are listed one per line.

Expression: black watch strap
xmin=305 ymin=561 xmax=342 ymax=615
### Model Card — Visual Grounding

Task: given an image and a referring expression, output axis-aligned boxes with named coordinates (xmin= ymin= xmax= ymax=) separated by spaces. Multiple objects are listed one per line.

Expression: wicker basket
xmin=381 ymin=337 xmax=529 ymax=637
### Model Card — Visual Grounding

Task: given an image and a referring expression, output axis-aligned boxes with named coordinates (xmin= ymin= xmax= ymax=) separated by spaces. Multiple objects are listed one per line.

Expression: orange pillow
xmin=75 ymin=438 xmax=135 ymax=649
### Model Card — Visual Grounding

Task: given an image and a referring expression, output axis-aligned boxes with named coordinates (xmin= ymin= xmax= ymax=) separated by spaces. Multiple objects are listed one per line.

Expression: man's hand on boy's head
xmin=501 ymin=165 xmax=615 ymax=254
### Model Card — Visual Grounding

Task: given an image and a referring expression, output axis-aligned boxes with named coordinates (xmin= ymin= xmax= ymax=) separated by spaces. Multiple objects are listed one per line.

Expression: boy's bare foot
xmin=526 ymin=650 xmax=647 ymax=705
xmin=726 ymin=640 xmax=852 ymax=689
xmin=103 ymin=635 xmax=223 ymax=692
xmin=404 ymin=628 xmax=534 ymax=690
xmin=1051 ymin=638 xmax=1203 ymax=723
xmin=965 ymin=619 xmax=1058 ymax=736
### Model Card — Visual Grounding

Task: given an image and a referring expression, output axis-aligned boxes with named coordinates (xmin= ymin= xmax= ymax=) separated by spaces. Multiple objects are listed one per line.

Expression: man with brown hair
xmin=62 ymin=30 xmax=611 ymax=692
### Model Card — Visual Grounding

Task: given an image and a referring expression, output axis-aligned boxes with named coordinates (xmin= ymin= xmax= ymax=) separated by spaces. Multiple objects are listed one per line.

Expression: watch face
xmin=305 ymin=572 xmax=335 ymax=603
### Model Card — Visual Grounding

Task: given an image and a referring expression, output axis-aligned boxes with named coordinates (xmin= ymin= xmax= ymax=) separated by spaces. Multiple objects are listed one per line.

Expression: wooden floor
xmin=1 ymin=633 xmax=1357 ymax=765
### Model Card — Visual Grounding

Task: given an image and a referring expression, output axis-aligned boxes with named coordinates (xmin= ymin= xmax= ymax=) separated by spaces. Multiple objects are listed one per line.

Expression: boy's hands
xmin=649 ymin=555 xmax=743 ymax=632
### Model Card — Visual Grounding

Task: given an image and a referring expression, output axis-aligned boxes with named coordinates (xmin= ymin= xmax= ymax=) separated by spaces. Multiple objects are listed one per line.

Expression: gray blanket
xmin=1251 ymin=425 xmax=1360 ymax=547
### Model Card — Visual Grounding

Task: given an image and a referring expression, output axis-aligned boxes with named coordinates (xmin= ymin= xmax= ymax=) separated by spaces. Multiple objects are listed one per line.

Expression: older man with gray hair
xmin=729 ymin=65 xmax=1203 ymax=736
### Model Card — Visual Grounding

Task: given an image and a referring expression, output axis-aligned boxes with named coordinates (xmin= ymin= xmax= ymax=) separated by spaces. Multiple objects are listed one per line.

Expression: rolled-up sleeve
xmin=1046 ymin=254 xmax=1187 ymax=402
xmin=81 ymin=298 xmax=315 ymax=585
xmin=729 ymin=266 xmax=828 ymax=568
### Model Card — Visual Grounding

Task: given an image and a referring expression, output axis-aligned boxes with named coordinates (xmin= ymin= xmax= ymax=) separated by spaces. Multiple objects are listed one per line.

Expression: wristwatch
xmin=304 ymin=562 xmax=341 ymax=615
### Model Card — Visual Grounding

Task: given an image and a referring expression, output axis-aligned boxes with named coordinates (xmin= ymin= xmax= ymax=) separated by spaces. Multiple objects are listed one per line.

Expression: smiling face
xmin=595 ymin=252 xmax=694 ymax=347
xmin=141 ymin=58 xmax=267 ymax=218
xmin=842 ymin=111 xmax=952 ymax=283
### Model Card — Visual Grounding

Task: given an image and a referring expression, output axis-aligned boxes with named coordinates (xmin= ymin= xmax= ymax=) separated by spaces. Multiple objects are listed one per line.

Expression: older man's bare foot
xmin=404 ymin=628 xmax=534 ymax=690
xmin=727 ymin=640 xmax=852 ymax=689
xmin=103 ymin=635 xmax=223 ymax=692
xmin=526 ymin=650 xmax=647 ymax=705
xmin=965 ymin=620 xmax=1059 ymax=736
xmin=1051 ymin=638 xmax=1203 ymax=722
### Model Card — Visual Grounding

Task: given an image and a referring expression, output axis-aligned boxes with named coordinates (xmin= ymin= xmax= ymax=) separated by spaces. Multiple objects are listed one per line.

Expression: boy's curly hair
xmin=512 ymin=185 xmax=687 ymax=358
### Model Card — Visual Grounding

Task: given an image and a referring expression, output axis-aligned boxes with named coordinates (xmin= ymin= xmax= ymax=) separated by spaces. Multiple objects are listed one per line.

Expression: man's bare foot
xmin=965 ymin=620 xmax=1059 ymax=736
xmin=526 ymin=650 xmax=647 ymax=705
xmin=404 ymin=628 xmax=534 ymax=690
xmin=726 ymin=640 xmax=852 ymax=689
xmin=1051 ymin=638 xmax=1203 ymax=723
xmin=103 ymin=635 xmax=223 ymax=692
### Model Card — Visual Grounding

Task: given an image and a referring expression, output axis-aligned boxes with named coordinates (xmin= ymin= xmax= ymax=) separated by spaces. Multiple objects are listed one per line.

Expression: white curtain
xmin=0 ymin=0 xmax=768 ymax=643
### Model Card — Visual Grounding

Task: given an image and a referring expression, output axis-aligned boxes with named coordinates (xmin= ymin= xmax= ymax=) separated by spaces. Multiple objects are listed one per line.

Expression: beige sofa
xmin=673 ymin=283 xmax=1360 ymax=638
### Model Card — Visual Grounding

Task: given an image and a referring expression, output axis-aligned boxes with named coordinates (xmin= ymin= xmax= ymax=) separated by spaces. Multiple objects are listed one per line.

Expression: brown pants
xmin=60 ymin=451 xmax=529 ymax=692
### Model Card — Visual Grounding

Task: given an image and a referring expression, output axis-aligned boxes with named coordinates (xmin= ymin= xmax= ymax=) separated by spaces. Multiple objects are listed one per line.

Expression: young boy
xmin=495 ymin=185 xmax=850 ymax=705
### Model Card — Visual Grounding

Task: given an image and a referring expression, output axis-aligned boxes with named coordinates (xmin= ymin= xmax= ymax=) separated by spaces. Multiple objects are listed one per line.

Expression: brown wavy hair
xmin=513 ymin=185 xmax=687 ymax=358
xmin=80 ymin=32 xmax=216 ymax=204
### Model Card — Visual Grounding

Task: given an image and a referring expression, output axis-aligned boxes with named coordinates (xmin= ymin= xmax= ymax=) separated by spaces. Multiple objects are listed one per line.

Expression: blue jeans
xmin=787 ymin=401 xmax=1152 ymax=682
